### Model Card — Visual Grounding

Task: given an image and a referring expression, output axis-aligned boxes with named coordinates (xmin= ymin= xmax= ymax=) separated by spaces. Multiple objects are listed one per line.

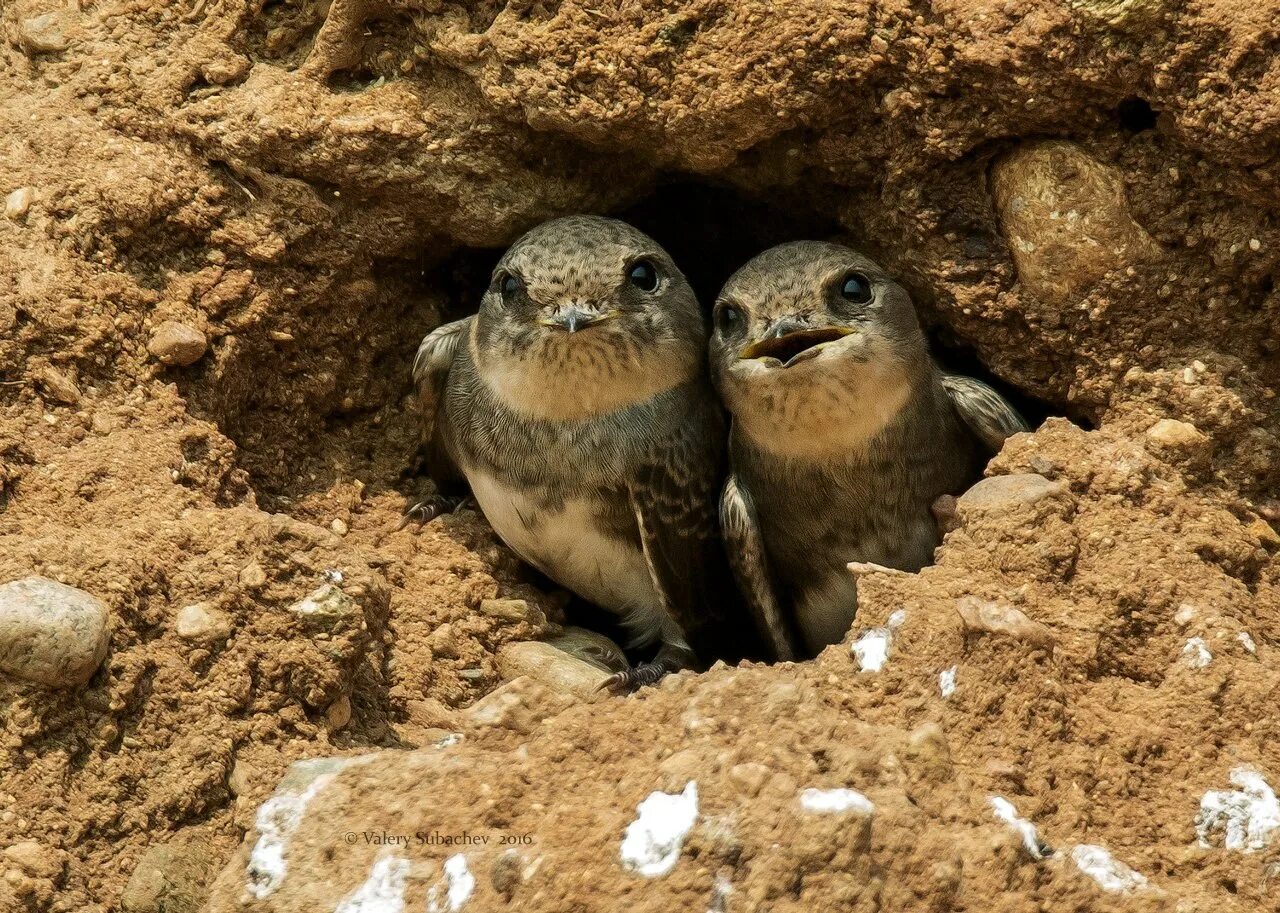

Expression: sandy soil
xmin=1 ymin=0 xmax=1278 ymax=911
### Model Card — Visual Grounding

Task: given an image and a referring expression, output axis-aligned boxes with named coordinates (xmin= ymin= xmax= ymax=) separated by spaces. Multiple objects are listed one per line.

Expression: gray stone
xmin=0 ymin=576 xmax=110 ymax=687
xmin=18 ymin=13 xmax=69 ymax=54
xmin=174 ymin=603 xmax=230 ymax=642
xmin=957 ymin=473 xmax=1066 ymax=512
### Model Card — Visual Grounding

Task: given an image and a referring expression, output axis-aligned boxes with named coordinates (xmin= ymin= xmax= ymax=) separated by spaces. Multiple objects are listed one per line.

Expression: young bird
xmin=709 ymin=242 xmax=1028 ymax=659
xmin=411 ymin=215 xmax=757 ymax=689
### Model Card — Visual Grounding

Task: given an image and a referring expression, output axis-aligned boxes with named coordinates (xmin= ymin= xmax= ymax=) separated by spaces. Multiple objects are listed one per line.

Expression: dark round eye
xmin=628 ymin=260 xmax=659 ymax=292
xmin=499 ymin=273 xmax=520 ymax=300
xmin=840 ymin=272 xmax=873 ymax=304
xmin=714 ymin=303 xmax=743 ymax=333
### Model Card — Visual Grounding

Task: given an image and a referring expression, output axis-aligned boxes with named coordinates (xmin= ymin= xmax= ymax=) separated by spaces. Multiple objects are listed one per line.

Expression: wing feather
xmin=720 ymin=475 xmax=799 ymax=662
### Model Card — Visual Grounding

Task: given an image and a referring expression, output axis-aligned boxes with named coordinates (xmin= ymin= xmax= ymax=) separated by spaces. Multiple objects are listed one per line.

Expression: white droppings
xmin=334 ymin=855 xmax=410 ymax=913
xmin=989 ymin=796 xmax=1047 ymax=860
xmin=706 ymin=871 xmax=733 ymax=913
xmin=1196 ymin=767 xmax=1280 ymax=852
xmin=426 ymin=854 xmax=475 ymax=912
xmin=245 ymin=773 xmax=336 ymax=898
xmin=939 ymin=666 xmax=957 ymax=699
xmin=1238 ymin=631 xmax=1257 ymax=654
xmin=799 ymin=788 xmax=875 ymax=815
xmin=435 ymin=733 xmax=462 ymax=748
xmin=1071 ymin=844 xmax=1148 ymax=893
xmin=1181 ymin=636 xmax=1212 ymax=669
xmin=620 ymin=781 xmax=699 ymax=877
xmin=852 ymin=628 xmax=892 ymax=672
xmin=324 ymin=568 xmax=345 ymax=584
xmin=887 ymin=609 xmax=907 ymax=628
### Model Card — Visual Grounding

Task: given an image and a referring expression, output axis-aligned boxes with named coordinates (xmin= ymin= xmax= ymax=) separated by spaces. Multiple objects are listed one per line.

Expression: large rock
xmin=0 ymin=576 xmax=110 ymax=686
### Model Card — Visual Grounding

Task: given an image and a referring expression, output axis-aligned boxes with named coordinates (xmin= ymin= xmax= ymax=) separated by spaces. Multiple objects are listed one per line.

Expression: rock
xmin=496 ymin=640 xmax=609 ymax=699
xmin=18 ymin=13 xmax=69 ymax=54
xmin=174 ymin=603 xmax=230 ymax=642
xmin=1071 ymin=0 xmax=1166 ymax=29
xmin=34 ymin=365 xmax=81 ymax=404
xmin=120 ymin=838 xmax=221 ymax=913
xmin=147 ymin=321 xmax=208 ymax=367
xmin=957 ymin=473 xmax=1067 ymax=513
xmin=329 ymin=518 xmax=348 ymax=536
xmin=325 ymin=694 xmax=352 ymax=731
xmin=284 ymin=585 xmax=370 ymax=707
xmin=490 ymin=848 xmax=522 ymax=899
xmin=0 ymin=576 xmax=110 ymax=687
xmin=902 ymin=723 xmax=954 ymax=784
xmin=4 ymin=188 xmax=32 ymax=220
xmin=237 ymin=562 xmax=267 ymax=589
xmin=464 ymin=676 xmax=574 ymax=735
xmin=478 ymin=597 xmax=546 ymax=627
xmin=227 ymin=759 xmax=257 ymax=797
xmin=545 ymin=625 xmax=629 ymax=674
xmin=991 ymin=140 xmax=1161 ymax=304
xmin=3 ymin=841 xmax=65 ymax=880
xmin=956 ymin=595 xmax=1055 ymax=648
xmin=728 ymin=762 xmax=771 ymax=798
xmin=1146 ymin=418 xmax=1210 ymax=454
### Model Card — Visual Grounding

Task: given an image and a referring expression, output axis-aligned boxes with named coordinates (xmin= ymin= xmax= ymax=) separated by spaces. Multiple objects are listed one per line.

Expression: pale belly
xmin=468 ymin=472 xmax=670 ymax=648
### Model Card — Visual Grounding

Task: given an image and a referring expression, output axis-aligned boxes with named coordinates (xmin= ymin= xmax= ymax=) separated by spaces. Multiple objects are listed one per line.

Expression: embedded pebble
xmin=495 ymin=640 xmax=609 ymax=699
xmin=1146 ymin=418 xmax=1209 ymax=453
xmin=238 ymin=563 xmax=267 ymax=588
xmin=956 ymin=596 xmax=1055 ymax=647
xmin=3 ymin=841 xmax=65 ymax=880
xmin=19 ymin=13 xmax=69 ymax=54
xmin=289 ymin=584 xmax=362 ymax=634
xmin=620 ymin=781 xmax=699 ymax=878
xmin=4 ymin=187 xmax=33 ymax=220
xmin=174 ymin=603 xmax=230 ymax=642
xmin=34 ymin=365 xmax=81 ymax=404
xmin=1237 ymin=632 xmax=1256 ymax=654
xmin=1196 ymin=767 xmax=1279 ymax=851
xmin=799 ymin=788 xmax=874 ymax=815
xmin=0 ymin=576 xmax=110 ymax=687
xmin=330 ymin=518 xmax=349 ymax=536
xmin=958 ymin=473 xmax=1066 ymax=512
xmin=1070 ymin=844 xmax=1148 ymax=893
xmin=939 ymin=666 xmax=958 ymax=698
xmin=1181 ymin=637 xmax=1212 ymax=669
xmin=120 ymin=838 xmax=220 ymax=913
xmin=148 ymin=321 xmax=208 ymax=367
xmin=477 ymin=598 xmax=546 ymax=628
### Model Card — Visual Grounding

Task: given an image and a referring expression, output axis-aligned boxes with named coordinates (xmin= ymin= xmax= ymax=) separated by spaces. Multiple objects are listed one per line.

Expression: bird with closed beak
xmin=709 ymin=241 xmax=1028 ymax=659
xmin=410 ymin=215 xmax=759 ymax=689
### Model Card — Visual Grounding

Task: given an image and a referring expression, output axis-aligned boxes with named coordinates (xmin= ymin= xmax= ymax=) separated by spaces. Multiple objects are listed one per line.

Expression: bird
xmin=708 ymin=241 xmax=1028 ymax=659
xmin=409 ymin=214 xmax=759 ymax=689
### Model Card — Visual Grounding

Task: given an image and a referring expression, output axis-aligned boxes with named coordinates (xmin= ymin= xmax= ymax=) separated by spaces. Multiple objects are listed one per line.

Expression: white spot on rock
xmin=887 ymin=609 xmax=907 ymax=628
xmin=799 ymin=788 xmax=874 ymax=815
xmin=427 ymin=854 xmax=475 ymax=912
xmin=852 ymin=629 xmax=892 ymax=672
xmin=246 ymin=773 xmax=336 ymax=898
xmin=1196 ymin=767 xmax=1280 ymax=852
xmin=335 ymin=855 xmax=409 ymax=913
xmin=1071 ymin=844 xmax=1148 ymax=893
xmin=939 ymin=666 xmax=957 ymax=698
xmin=989 ymin=796 xmax=1047 ymax=859
xmin=1238 ymin=631 xmax=1256 ymax=654
xmin=1181 ymin=637 xmax=1211 ymax=669
xmin=620 ymin=781 xmax=699 ymax=877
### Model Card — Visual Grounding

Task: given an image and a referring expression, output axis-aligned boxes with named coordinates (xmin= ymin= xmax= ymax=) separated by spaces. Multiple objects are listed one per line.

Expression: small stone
xmin=478 ymin=598 xmax=545 ymax=627
xmin=1146 ymin=418 xmax=1209 ymax=452
xmin=3 ymin=841 xmax=65 ymax=880
xmin=329 ymin=518 xmax=348 ymax=536
xmin=174 ymin=603 xmax=229 ymax=642
xmin=120 ymin=838 xmax=220 ymax=913
xmin=4 ymin=188 xmax=32 ymax=220
xmin=19 ymin=13 xmax=69 ymax=54
xmin=728 ymin=762 xmax=771 ymax=798
xmin=496 ymin=641 xmax=609 ymax=699
xmin=147 ymin=321 xmax=208 ymax=367
xmin=34 ymin=365 xmax=80 ymax=404
xmin=228 ymin=759 xmax=257 ymax=797
xmin=902 ymin=723 xmax=954 ymax=783
xmin=288 ymin=584 xmax=363 ymax=635
xmin=1173 ymin=603 xmax=1198 ymax=627
xmin=957 ymin=474 xmax=1067 ymax=512
xmin=490 ymin=849 xmax=522 ymax=899
xmin=325 ymin=694 xmax=352 ymax=731
xmin=238 ymin=563 xmax=267 ymax=589
xmin=464 ymin=676 xmax=573 ymax=735
xmin=0 ymin=576 xmax=110 ymax=687
xmin=956 ymin=595 xmax=1055 ymax=648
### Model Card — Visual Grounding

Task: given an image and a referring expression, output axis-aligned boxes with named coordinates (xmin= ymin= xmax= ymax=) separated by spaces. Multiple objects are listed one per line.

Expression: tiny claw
xmin=597 ymin=661 xmax=667 ymax=694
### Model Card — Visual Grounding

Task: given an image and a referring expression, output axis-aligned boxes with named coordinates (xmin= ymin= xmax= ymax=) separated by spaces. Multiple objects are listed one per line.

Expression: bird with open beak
xmin=709 ymin=241 xmax=1028 ymax=659
xmin=409 ymin=215 xmax=760 ymax=689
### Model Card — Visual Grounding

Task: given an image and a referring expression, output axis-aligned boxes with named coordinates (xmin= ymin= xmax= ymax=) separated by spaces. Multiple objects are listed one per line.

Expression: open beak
xmin=740 ymin=325 xmax=855 ymax=367
xmin=538 ymin=306 xmax=616 ymax=333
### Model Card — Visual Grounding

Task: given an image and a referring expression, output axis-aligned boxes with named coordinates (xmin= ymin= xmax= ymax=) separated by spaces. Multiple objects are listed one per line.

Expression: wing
xmin=720 ymin=474 xmax=800 ymax=662
xmin=412 ymin=317 xmax=471 ymax=489
xmin=940 ymin=373 xmax=1029 ymax=453
xmin=628 ymin=393 xmax=765 ymax=667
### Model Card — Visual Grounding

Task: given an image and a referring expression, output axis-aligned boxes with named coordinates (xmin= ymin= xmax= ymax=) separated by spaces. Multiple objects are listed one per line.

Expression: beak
xmin=739 ymin=317 xmax=855 ymax=366
xmin=538 ymin=305 xmax=615 ymax=333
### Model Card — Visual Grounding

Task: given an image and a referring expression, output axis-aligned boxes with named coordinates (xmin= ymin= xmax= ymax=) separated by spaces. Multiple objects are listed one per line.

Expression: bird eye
xmin=840 ymin=271 xmax=873 ymax=304
xmin=499 ymin=273 xmax=520 ymax=301
xmin=714 ymin=303 xmax=743 ymax=334
xmin=627 ymin=260 xmax=659 ymax=292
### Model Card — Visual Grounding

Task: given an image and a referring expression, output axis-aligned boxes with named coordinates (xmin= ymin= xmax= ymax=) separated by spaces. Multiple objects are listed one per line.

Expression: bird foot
xmin=597 ymin=660 xmax=670 ymax=693
xmin=397 ymin=494 xmax=468 ymax=530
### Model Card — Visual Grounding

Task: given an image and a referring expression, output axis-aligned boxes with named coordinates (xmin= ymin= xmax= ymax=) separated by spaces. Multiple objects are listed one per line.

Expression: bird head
xmin=472 ymin=216 xmax=705 ymax=420
xmin=708 ymin=242 xmax=931 ymax=456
